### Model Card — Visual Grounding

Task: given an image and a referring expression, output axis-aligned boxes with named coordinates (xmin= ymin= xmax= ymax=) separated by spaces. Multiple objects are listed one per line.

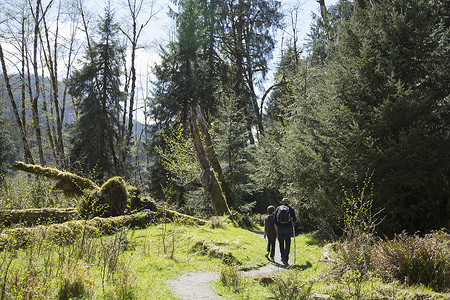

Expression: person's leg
xmin=269 ymin=238 xmax=276 ymax=259
xmin=284 ymin=234 xmax=292 ymax=262
xmin=278 ymin=232 xmax=286 ymax=261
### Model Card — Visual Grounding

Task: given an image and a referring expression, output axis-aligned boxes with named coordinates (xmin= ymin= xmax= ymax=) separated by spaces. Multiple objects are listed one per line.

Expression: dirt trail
xmin=167 ymin=230 xmax=289 ymax=300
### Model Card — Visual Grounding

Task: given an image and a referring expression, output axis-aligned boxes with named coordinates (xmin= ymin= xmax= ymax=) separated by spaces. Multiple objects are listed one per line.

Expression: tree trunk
xmin=0 ymin=44 xmax=35 ymax=164
xmin=318 ymin=0 xmax=330 ymax=39
xmin=32 ymin=0 xmax=46 ymax=166
xmin=40 ymin=5 xmax=68 ymax=169
xmin=188 ymin=108 xmax=230 ymax=215
xmin=195 ymin=104 xmax=224 ymax=182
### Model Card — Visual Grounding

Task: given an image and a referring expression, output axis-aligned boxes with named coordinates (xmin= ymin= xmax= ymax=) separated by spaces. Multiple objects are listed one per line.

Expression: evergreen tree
xmin=147 ymin=0 xmax=220 ymax=200
xmin=213 ymin=95 xmax=256 ymax=209
xmin=67 ymin=6 xmax=126 ymax=181
xmin=255 ymin=0 xmax=450 ymax=234
xmin=217 ymin=0 xmax=283 ymax=141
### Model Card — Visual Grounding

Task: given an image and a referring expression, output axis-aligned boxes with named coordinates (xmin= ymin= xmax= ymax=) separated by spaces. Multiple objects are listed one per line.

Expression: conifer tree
xmin=255 ymin=0 xmax=450 ymax=234
xmin=67 ymin=6 xmax=126 ymax=181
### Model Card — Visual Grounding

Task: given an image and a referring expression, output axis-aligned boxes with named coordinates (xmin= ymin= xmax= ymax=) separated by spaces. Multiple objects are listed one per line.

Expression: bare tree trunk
xmin=31 ymin=0 xmax=46 ymax=166
xmin=40 ymin=1 xmax=68 ymax=168
xmin=189 ymin=108 xmax=230 ymax=215
xmin=119 ymin=0 xmax=156 ymax=177
xmin=0 ymin=44 xmax=35 ymax=164
xmin=318 ymin=0 xmax=330 ymax=39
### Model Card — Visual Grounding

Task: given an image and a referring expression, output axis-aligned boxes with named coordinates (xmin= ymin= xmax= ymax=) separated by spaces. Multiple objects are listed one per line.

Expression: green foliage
xmin=155 ymin=124 xmax=200 ymax=187
xmin=256 ymin=0 xmax=450 ymax=235
xmin=57 ymin=262 xmax=92 ymax=300
xmin=267 ymin=273 xmax=314 ymax=300
xmin=78 ymin=177 xmax=130 ymax=218
xmin=0 ymin=111 xmax=12 ymax=175
xmin=0 ymin=173 xmax=74 ymax=209
xmin=340 ymin=173 xmax=380 ymax=240
xmin=372 ymin=230 xmax=450 ymax=292
xmin=220 ymin=263 xmax=243 ymax=292
xmin=213 ymin=96 xmax=257 ymax=209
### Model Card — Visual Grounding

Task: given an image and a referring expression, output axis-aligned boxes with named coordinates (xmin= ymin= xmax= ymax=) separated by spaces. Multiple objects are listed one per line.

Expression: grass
xmin=0 ymin=217 xmax=267 ymax=299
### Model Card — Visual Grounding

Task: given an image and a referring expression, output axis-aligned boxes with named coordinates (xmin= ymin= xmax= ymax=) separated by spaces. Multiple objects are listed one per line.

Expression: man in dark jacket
xmin=274 ymin=198 xmax=296 ymax=266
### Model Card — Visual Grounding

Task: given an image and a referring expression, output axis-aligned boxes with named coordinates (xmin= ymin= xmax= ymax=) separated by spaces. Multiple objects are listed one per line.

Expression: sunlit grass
xmin=0 ymin=220 xmax=267 ymax=299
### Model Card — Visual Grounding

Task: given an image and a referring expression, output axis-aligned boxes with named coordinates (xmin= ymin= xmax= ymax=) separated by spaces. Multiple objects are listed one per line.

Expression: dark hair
xmin=267 ymin=205 xmax=275 ymax=214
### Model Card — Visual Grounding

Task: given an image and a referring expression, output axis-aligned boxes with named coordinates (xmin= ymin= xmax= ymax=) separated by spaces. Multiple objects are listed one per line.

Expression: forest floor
xmin=167 ymin=230 xmax=288 ymax=300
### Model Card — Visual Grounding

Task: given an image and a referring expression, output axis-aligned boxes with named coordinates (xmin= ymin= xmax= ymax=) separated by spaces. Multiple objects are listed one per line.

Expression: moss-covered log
xmin=0 ymin=208 xmax=206 ymax=250
xmin=0 ymin=208 xmax=77 ymax=227
xmin=12 ymin=161 xmax=100 ymax=196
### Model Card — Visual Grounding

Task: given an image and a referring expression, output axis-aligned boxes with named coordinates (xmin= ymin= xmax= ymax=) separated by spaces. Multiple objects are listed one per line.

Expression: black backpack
xmin=277 ymin=205 xmax=291 ymax=224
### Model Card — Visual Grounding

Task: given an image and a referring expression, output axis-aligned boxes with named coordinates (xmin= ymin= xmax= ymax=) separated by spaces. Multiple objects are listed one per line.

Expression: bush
xmin=220 ymin=264 xmax=242 ymax=292
xmin=57 ymin=262 xmax=92 ymax=299
xmin=267 ymin=273 xmax=313 ymax=300
xmin=372 ymin=230 xmax=450 ymax=292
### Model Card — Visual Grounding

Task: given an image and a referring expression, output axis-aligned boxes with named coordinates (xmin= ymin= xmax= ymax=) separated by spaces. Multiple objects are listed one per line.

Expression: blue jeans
xmin=266 ymin=237 xmax=276 ymax=258
xmin=278 ymin=228 xmax=292 ymax=262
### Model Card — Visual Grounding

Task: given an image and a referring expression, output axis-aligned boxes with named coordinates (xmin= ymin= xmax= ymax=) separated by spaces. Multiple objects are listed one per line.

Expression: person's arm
xmin=290 ymin=206 xmax=297 ymax=223
xmin=264 ymin=218 xmax=267 ymax=239
xmin=274 ymin=223 xmax=278 ymax=237
xmin=274 ymin=207 xmax=279 ymax=226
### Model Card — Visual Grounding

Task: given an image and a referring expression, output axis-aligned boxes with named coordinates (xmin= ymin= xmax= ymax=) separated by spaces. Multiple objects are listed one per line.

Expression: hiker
xmin=263 ymin=205 xmax=276 ymax=261
xmin=274 ymin=198 xmax=296 ymax=266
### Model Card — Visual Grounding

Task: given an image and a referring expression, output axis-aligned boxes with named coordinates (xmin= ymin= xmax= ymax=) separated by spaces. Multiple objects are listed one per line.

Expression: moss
xmin=12 ymin=161 xmax=100 ymax=197
xmin=191 ymin=239 xmax=240 ymax=265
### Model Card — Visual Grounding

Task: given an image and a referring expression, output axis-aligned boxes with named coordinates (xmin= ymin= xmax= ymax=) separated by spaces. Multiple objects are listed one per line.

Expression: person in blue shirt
xmin=263 ymin=205 xmax=276 ymax=261
xmin=274 ymin=198 xmax=297 ymax=266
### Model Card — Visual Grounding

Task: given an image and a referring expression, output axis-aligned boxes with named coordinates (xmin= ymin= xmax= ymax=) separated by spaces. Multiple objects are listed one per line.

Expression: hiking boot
xmin=265 ymin=253 xmax=269 ymax=260
xmin=282 ymin=260 xmax=289 ymax=267
xmin=270 ymin=256 xmax=274 ymax=262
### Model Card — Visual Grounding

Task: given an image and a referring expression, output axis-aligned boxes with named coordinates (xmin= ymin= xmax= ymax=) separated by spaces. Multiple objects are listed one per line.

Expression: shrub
xmin=372 ymin=230 xmax=450 ymax=292
xmin=220 ymin=264 xmax=242 ymax=292
xmin=57 ymin=262 xmax=92 ymax=300
xmin=267 ymin=273 xmax=313 ymax=300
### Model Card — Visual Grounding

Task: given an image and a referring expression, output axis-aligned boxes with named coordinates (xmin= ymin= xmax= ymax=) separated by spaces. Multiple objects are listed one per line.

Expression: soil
xmin=167 ymin=230 xmax=290 ymax=300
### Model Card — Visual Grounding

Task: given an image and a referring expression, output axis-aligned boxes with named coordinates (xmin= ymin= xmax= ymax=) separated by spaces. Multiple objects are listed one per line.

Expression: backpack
xmin=277 ymin=205 xmax=291 ymax=224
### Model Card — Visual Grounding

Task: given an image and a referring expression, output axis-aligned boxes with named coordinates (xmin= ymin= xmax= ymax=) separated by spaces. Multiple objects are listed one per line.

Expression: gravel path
xmin=167 ymin=230 xmax=290 ymax=300
xmin=167 ymin=272 xmax=222 ymax=300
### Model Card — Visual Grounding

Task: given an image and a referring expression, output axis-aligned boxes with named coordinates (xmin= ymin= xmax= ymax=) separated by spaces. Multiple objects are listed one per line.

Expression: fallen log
xmin=12 ymin=161 xmax=100 ymax=196
xmin=0 ymin=208 xmax=77 ymax=227
xmin=0 ymin=208 xmax=206 ymax=250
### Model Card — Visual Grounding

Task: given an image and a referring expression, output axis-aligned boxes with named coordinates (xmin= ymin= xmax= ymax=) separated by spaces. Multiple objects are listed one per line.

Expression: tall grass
xmin=372 ymin=230 xmax=450 ymax=292
xmin=0 ymin=173 xmax=74 ymax=209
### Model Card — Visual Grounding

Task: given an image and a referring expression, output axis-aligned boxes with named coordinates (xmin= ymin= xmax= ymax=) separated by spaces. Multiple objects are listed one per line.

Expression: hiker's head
xmin=267 ymin=205 xmax=275 ymax=214
xmin=280 ymin=198 xmax=291 ymax=205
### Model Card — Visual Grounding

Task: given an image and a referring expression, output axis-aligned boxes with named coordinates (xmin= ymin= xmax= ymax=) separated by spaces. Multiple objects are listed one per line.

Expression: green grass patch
xmin=1 ymin=220 xmax=448 ymax=299
xmin=0 ymin=220 xmax=266 ymax=299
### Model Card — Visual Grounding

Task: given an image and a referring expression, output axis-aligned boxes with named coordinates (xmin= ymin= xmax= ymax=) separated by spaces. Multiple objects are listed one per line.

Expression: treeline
xmin=0 ymin=0 xmax=448 ymax=236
